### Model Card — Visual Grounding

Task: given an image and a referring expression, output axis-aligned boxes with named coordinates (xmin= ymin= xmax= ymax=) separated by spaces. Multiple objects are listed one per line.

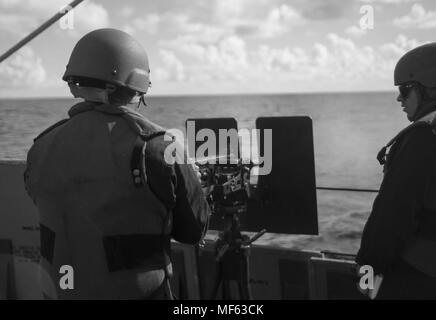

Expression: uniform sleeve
xmin=144 ymin=135 xmax=210 ymax=244
xmin=171 ymin=162 xmax=211 ymax=243
xmin=356 ymin=127 xmax=436 ymax=274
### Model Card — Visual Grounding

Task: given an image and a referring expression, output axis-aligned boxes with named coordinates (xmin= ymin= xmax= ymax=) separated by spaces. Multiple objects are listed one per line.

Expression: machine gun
xmin=195 ymin=154 xmax=266 ymax=299
xmin=197 ymin=155 xmax=252 ymax=216
xmin=187 ymin=116 xmax=318 ymax=299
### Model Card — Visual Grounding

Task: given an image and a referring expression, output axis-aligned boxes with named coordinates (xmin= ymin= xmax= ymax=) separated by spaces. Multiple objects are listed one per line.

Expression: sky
xmin=0 ymin=0 xmax=435 ymax=97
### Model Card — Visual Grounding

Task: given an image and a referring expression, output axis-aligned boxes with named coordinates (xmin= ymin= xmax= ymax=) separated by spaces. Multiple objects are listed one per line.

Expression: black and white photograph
xmin=1 ymin=0 xmax=436 ymax=304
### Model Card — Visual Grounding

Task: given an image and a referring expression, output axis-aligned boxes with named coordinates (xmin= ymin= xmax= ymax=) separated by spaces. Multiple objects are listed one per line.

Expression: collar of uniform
xmin=68 ymin=101 xmax=166 ymax=137
xmin=416 ymin=110 xmax=436 ymax=126
xmin=68 ymin=101 xmax=140 ymax=117
xmin=377 ymin=108 xmax=436 ymax=165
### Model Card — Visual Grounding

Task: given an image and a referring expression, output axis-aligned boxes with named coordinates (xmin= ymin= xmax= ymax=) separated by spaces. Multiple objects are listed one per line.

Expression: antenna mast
xmin=0 ymin=0 xmax=85 ymax=64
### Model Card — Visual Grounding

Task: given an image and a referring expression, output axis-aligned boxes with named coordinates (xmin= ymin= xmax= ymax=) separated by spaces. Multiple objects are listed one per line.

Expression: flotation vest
xmin=377 ymin=110 xmax=436 ymax=277
xmin=26 ymin=101 xmax=173 ymax=299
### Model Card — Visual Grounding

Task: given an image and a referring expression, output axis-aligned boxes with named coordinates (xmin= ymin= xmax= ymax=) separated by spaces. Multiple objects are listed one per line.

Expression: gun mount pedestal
xmin=212 ymin=212 xmax=266 ymax=300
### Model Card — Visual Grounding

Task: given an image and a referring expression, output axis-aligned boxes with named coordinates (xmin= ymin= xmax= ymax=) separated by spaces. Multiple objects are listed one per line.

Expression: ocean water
xmin=0 ymin=92 xmax=408 ymax=254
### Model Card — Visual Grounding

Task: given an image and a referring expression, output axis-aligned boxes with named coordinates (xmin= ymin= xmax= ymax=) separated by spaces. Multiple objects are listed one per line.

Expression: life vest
xmin=26 ymin=101 xmax=173 ymax=299
xmin=377 ymin=110 xmax=436 ymax=277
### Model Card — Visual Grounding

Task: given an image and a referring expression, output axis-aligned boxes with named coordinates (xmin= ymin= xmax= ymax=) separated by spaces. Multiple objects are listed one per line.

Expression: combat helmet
xmin=394 ymin=42 xmax=436 ymax=87
xmin=63 ymin=28 xmax=150 ymax=94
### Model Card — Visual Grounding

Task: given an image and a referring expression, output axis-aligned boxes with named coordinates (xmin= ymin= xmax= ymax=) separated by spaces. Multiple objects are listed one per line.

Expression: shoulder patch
xmin=33 ymin=119 xmax=69 ymax=142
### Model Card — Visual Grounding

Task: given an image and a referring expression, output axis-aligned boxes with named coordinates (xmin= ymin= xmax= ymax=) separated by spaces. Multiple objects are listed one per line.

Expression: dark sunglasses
xmin=398 ymin=83 xmax=415 ymax=99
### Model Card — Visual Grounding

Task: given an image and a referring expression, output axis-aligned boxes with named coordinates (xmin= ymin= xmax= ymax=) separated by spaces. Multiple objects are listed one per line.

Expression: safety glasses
xmin=398 ymin=83 xmax=415 ymax=99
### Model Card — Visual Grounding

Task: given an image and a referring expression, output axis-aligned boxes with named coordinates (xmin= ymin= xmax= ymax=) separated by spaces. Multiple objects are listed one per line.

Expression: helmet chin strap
xmin=128 ymin=94 xmax=147 ymax=111
xmin=139 ymin=95 xmax=147 ymax=109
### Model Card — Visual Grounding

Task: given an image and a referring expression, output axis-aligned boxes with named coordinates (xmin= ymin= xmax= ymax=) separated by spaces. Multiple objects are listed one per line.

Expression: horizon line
xmin=0 ymin=89 xmax=398 ymax=100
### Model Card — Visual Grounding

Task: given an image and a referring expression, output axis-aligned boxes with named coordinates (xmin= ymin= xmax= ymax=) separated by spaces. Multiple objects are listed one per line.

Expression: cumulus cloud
xmin=0 ymin=0 xmax=65 ymax=12
xmin=119 ymin=6 xmax=134 ymax=19
xmin=256 ymin=34 xmax=373 ymax=79
xmin=141 ymin=1 xmax=306 ymax=41
xmin=0 ymin=46 xmax=46 ymax=88
xmin=72 ymin=2 xmax=109 ymax=33
xmin=360 ymin=0 xmax=420 ymax=3
xmin=157 ymin=30 xmax=424 ymax=91
xmin=214 ymin=0 xmax=249 ymax=23
xmin=393 ymin=4 xmax=436 ymax=29
xmin=154 ymin=50 xmax=186 ymax=82
xmin=379 ymin=34 xmax=423 ymax=62
xmin=212 ymin=0 xmax=305 ymax=37
xmin=161 ymin=35 xmax=249 ymax=82
xmin=200 ymin=36 xmax=248 ymax=80
xmin=255 ymin=33 xmax=424 ymax=82
xmin=126 ymin=13 xmax=161 ymax=35
xmin=258 ymin=46 xmax=308 ymax=73
xmin=259 ymin=5 xmax=306 ymax=38
xmin=125 ymin=12 xmax=227 ymax=45
xmin=300 ymin=0 xmax=352 ymax=20
xmin=345 ymin=25 xmax=368 ymax=37
xmin=233 ymin=4 xmax=306 ymax=38
xmin=0 ymin=12 xmax=38 ymax=35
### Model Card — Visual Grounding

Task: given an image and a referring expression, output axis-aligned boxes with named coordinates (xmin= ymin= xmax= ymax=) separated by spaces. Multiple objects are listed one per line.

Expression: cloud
xmin=72 ymin=2 xmax=109 ymax=33
xmin=0 ymin=12 xmax=38 ymax=35
xmin=154 ymin=50 xmax=185 ymax=82
xmin=258 ymin=5 xmax=306 ymax=37
xmin=214 ymin=0 xmax=249 ymax=23
xmin=189 ymin=36 xmax=248 ymax=81
xmin=233 ymin=3 xmax=306 ymax=38
xmin=157 ymin=35 xmax=250 ymax=83
xmin=125 ymin=12 xmax=227 ymax=45
xmin=345 ymin=25 xmax=368 ymax=37
xmin=258 ymin=46 xmax=310 ymax=74
xmin=256 ymin=33 xmax=424 ymax=82
xmin=0 ymin=0 xmax=64 ymax=12
xmin=126 ymin=13 xmax=161 ymax=35
xmin=223 ymin=4 xmax=306 ymax=38
xmin=393 ymin=4 xmax=436 ymax=29
xmin=0 ymin=0 xmax=109 ymax=36
xmin=256 ymin=34 xmax=375 ymax=79
xmin=360 ymin=0 xmax=420 ymax=3
xmin=379 ymin=34 xmax=422 ymax=59
xmin=300 ymin=0 xmax=353 ymax=20
xmin=119 ymin=6 xmax=134 ymax=19
xmin=0 ymin=46 xmax=46 ymax=88
xmin=201 ymin=36 xmax=248 ymax=79
xmin=157 ymin=31 xmax=424 ymax=92
xmin=125 ymin=1 xmax=307 ymax=42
